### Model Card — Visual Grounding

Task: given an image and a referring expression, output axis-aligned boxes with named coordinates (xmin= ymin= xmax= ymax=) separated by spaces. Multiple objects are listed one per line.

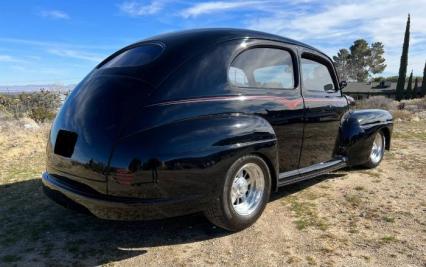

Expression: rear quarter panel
xmin=340 ymin=109 xmax=393 ymax=166
xmin=107 ymin=109 xmax=277 ymax=204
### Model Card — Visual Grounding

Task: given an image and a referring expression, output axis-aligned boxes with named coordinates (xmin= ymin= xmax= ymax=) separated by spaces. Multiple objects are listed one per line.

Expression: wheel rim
xmin=370 ymin=132 xmax=384 ymax=164
xmin=230 ymin=163 xmax=265 ymax=216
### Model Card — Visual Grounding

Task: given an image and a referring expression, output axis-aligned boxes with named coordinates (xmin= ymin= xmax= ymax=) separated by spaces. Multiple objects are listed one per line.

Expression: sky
xmin=0 ymin=0 xmax=425 ymax=85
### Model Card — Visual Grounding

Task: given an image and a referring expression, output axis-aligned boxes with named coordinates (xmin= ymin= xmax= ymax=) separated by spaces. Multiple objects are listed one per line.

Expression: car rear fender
xmin=339 ymin=109 xmax=393 ymax=166
xmin=107 ymin=113 xmax=278 ymax=200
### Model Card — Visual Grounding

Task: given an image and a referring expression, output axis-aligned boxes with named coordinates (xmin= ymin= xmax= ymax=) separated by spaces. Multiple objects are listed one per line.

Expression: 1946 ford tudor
xmin=42 ymin=29 xmax=393 ymax=231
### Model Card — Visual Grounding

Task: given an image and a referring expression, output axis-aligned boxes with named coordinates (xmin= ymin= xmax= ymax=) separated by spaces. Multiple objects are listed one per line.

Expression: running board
xmin=277 ymin=158 xmax=347 ymax=187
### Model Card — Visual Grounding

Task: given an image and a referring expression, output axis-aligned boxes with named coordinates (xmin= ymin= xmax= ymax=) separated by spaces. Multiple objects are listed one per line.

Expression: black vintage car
xmin=42 ymin=29 xmax=393 ymax=231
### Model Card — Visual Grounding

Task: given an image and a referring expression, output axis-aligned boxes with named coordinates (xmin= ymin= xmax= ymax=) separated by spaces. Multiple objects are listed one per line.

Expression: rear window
xmin=100 ymin=43 xmax=164 ymax=68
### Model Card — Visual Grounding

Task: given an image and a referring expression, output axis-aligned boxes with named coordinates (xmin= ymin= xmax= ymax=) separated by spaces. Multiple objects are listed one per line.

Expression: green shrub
xmin=0 ymin=89 xmax=62 ymax=123
xmin=29 ymin=107 xmax=57 ymax=122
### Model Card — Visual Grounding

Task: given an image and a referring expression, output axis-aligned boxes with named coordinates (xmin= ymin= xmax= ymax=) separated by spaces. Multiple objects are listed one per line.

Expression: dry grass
xmin=356 ymin=96 xmax=426 ymax=122
xmin=0 ymin=118 xmax=425 ymax=266
xmin=0 ymin=122 xmax=49 ymax=184
xmin=355 ymin=96 xmax=399 ymax=110
xmin=285 ymin=196 xmax=329 ymax=231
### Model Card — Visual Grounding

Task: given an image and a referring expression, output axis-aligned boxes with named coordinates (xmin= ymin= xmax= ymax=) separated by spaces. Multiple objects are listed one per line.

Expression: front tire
xmin=204 ymin=155 xmax=271 ymax=232
xmin=362 ymin=130 xmax=385 ymax=169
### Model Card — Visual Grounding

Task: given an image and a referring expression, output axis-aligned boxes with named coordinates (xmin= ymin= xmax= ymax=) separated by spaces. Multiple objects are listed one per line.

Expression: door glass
xmin=301 ymin=58 xmax=335 ymax=92
xmin=253 ymin=65 xmax=294 ymax=89
xmin=229 ymin=48 xmax=294 ymax=89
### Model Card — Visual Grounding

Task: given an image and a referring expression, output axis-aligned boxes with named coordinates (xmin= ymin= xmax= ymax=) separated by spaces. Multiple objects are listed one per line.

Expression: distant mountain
xmin=0 ymin=84 xmax=76 ymax=93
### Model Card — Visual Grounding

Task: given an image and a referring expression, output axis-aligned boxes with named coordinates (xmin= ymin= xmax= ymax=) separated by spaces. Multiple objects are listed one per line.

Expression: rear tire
xmin=204 ymin=155 xmax=271 ymax=232
xmin=362 ymin=130 xmax=385 ymax=169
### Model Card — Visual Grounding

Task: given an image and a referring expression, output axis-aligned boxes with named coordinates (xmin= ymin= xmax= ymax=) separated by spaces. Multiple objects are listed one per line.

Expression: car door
xmin=228 ymin=42 xmax=304 ymax=173
xmin=299 ymin=51 xmax=348 ymax=168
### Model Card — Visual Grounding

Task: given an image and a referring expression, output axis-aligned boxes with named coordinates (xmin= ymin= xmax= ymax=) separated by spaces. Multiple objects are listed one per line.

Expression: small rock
xmin=411 ymin=116 xmax=420 ymax=122
xmin=19 ymin=117 xmax=40 ymax=129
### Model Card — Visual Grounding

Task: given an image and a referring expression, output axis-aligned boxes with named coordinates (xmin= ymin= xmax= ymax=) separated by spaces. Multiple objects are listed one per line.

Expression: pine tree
xmin=414 ymin=77 xmax=419 ymax=99
xmin=350 ymin=39 xmax=371 ymax=81
xmin=332 ymin=49 xmax=351 ymax=81
xmin=396 ymin=14 xmax=410 ymax=101
xmin=421 ymin=61 xmax=426 ymax=97
xmin=332 ymin=40 xmax=386 ymax=82
xmin=406 ymin=71 xmax=413 ymax=100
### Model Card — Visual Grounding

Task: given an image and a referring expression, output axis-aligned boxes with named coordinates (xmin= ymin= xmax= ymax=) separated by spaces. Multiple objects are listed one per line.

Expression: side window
xmin=301 ymin=57 xmax=335 ymax=92
xmin=228 ymin=66 xmax=249 ymax=87
xmin=228 ymin=48 xmax=294 ymax=89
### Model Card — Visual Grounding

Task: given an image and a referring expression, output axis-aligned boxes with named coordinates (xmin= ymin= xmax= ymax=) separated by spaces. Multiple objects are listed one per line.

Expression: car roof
xmin=135 ymin=28 xmax=329 ymax=59
xmin=96 ymin=28 xmax=333 ymax=93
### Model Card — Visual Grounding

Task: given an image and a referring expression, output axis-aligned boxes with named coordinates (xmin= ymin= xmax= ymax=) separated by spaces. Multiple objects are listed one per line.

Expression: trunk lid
xmin=47 ymin=73 xmax=153 ymax=194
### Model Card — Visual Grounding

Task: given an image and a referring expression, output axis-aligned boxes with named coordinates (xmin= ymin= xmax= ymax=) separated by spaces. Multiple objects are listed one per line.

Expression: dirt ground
xmin=0 ymin=119 xmax=425 ymax=267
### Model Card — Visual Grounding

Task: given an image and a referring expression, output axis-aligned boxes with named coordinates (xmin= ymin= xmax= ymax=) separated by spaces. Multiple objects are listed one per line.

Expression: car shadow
xmin=270 ymin=172 xmax=347 ymax=202
xmin=0 ymin=172 xmax=346 ymax=266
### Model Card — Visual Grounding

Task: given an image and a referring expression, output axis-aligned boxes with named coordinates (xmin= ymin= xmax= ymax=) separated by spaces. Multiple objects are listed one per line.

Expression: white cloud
xmin=48 ymin=49 xmax=104 ymax=62
xmin=40 ymin=10 xmax=70 ymax=19
xmin=119 ymin=1 xmax=163 ymax=16
xmin=0 ymin=55 xmax=27 ymax=63
xmin=0 ymin=55 xmax=17 ymax=62
xmin=0 ymin=37 xmax=114 ymax=67
xmin=180 ymin=1 xmax=266 ymax=18
xmin=0 ymin=37 xmax=119 ymax=50
xmin=179 ymin=0 xmax=425 ymax=75
xmin=243 ymin=0 xmax=426 ymax=76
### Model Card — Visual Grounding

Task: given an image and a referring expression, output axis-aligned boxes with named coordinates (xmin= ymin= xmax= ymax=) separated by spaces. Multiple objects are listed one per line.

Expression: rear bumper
xmin=41 ymin=172 xmax=205 ymax=220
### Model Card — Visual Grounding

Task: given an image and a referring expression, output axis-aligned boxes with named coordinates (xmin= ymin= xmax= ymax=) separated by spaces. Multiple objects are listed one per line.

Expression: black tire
xmin=204 ymin=155 xmax=271 ymax=232
xmin=362 ymin=130 xmax=385 ymax=169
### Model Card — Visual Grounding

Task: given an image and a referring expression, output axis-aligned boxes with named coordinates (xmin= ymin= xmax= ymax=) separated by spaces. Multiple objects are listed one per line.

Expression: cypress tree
xmin=396 ymin=14 xmax=410 ymax=101
xmin=406 ymin=71 xmax=413 ymax=100
xmin=414 ymin=77 xmax=419 ymax=99
xmin=421 ymin=61 xmax=426 ymax=97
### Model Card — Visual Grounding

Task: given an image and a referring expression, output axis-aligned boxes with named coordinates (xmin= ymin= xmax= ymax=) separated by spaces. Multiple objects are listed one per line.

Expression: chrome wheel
xmin=230 ymin=163 xmax=265 ymax=216
xmin=370 ymin=132 xmax=385 ymax=164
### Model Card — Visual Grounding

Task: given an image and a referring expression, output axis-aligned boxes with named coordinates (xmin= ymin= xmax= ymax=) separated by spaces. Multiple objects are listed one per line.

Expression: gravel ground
xmin=0 ymin=119 xmax=425 ymax=267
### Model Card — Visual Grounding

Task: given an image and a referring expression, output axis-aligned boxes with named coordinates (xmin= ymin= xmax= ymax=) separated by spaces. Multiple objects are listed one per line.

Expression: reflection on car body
xmin=42 ymin=29 xmax=393 ymax=231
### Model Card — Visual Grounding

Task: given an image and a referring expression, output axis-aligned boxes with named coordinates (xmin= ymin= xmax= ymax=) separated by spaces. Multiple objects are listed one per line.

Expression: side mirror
xmin=339 ymin=80 xmax=347 ymax=89
xmin=324 ymin=83 xmax=334 ymax=92
xmin=345 ymin=95 xmax=356 ymax=107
